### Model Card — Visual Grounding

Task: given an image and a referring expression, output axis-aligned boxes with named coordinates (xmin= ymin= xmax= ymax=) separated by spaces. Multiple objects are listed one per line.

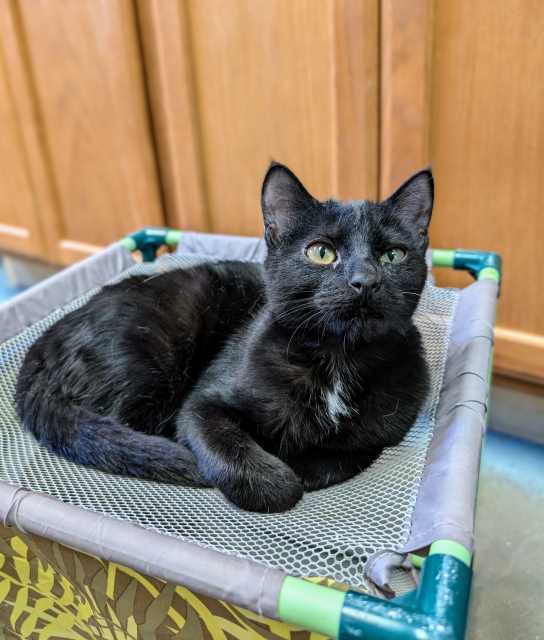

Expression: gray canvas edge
xmin=0 ymin=244 xmax=135 ymax=343
xmin=399 ymin=278 xmax=498 ymax=554
xmin=363 ymin=279 xmax=497 ymax=590
xmin=177 ymin=231 xmax=268 ymax=262
xmin=0 ymin=480 xmax=286 ymax=618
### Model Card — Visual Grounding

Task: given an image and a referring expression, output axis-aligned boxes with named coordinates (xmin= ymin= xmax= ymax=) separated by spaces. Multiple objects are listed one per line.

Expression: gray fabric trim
xmin=400 ymin=279 xmax=498 ymax=555
xmin=177 ymin=232 xmax=267 ymax=262
xmin=365 ymin=279 xmax=497 ymax=590
xmin=0 ymin=244 xmax=135 ymax=343
xmin=0 ymin=481 xmax=285 ymax=618
xmin=363 ymin=551 xmax=416 ymax=597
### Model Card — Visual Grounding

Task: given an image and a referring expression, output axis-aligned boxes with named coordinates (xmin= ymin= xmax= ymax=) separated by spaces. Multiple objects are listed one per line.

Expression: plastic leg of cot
xmin=338 ymin=554 xmax=472 ymax=640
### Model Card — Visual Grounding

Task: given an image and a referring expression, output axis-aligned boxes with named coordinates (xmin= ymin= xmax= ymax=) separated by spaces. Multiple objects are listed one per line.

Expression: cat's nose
xmin=349 ymin=276 xmax=364 ymax=292
xmin=349 ymin=272 xmax=380 ymax=294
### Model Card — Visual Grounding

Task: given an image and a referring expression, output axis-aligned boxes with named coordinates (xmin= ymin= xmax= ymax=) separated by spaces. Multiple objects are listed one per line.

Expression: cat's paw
xmin=299 ymin=468 xmax=351 ymax=492
xmin=290 ymin=449 xmax=382 ymax=492
xmin=219 ymin=453 xmax=303 ymax=513
xmin=291 ymin=459 xmax=362 ymax=491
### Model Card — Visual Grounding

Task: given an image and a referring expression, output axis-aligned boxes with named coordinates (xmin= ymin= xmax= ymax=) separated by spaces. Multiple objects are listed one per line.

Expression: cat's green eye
xmin=380 ymin=248 xmax=407 ymax=265
xmin=305 ymin=242 xmax=337 ymax=265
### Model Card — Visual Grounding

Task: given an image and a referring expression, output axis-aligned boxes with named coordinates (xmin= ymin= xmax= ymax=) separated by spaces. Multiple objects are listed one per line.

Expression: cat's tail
xmin=16 ymin=390 xmax=208 ymax=486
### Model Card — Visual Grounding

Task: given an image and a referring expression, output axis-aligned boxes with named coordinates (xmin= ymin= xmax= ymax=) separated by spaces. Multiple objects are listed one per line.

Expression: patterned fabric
xmin=0 ymin=525 xmax=338 ymax=639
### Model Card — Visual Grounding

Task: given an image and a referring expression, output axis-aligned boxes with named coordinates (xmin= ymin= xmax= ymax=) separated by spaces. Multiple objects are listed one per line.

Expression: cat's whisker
xmin=285 ymin=309 xmax=323 ymax=360
xmin=273 ymin=301 xmax=318 ymax=324
xmin=274 ymin=301 xmax=315 ymax=318
xmin=274 ymin=296 xmax=314 ymax=310
xmin=382 ymin=399 xmax=400 ymax=419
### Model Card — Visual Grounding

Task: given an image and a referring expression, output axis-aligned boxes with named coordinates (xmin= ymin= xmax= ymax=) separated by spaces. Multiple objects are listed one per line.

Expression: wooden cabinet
xmin=0 ymin=0 xmax=162 ymax=266
xmin=0 ymin=4 xmax=48 ymax=260
xmin=429 ymin=1 xmax=544 ymax=384
xmin=0 ymin=0 xmax=542 ymax=385
xmin=1 ymin=0 xmax=379 ymax=252
xmin=380 ymin=0 xmax=544 ymax=384
xmin=138 ymin=0 xmax=379 ymax=236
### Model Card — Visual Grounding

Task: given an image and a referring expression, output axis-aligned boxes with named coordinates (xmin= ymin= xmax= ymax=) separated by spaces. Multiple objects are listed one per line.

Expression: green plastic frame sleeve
xmin=478 ymin=266 xmax=500 ymax=282
xmin=431 ymin=249 xmax=455 ymax=268
xmin=429 ymin=539 xmax=471 ymax=567
xmin=120 ymin=237 xmax=137 ymax=251
xmin=278 ymin=577 xmax=345 ymax=638
xmin=165 ymin=229 xmax=182 ymax=246
xmin=410 ymin=553 xmax=425 ymax=569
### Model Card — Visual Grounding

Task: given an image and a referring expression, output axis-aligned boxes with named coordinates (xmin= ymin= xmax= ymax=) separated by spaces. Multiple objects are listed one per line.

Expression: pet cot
xmin=0 ymin=227 xmax=501 ymax=640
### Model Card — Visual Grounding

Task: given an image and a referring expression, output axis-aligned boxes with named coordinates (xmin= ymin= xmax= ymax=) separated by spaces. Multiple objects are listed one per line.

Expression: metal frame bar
xmin=122 ymin=229 xmax=502 ymax=640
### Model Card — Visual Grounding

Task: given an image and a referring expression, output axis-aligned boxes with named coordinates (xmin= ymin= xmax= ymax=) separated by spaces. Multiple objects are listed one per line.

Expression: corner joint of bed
xmin=121 ymin=227 xmax=182 ymax=262
xmin=431 ymin=248 xmax=502 ymax=294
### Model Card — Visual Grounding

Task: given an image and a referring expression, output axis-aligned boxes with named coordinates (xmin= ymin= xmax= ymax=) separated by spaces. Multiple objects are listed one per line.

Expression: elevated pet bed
xmin=0 ymin=228 xmax=501 ymax=640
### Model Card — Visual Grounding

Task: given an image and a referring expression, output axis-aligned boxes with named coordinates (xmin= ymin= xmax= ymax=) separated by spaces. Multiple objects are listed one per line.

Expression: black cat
xmin=16 ymin=163 xmax=432 ymax=513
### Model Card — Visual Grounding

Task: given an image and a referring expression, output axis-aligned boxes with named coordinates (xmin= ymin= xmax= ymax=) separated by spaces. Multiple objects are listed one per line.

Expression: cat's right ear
xmin=261 ymin=162 xmax=317 ymax=246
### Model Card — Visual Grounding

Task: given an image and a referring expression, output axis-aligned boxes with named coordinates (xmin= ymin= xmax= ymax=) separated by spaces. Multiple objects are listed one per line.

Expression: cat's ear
xmin=385 ymin=168 xmax=434 ymax=236
xmin=261 ymin=162 xmax=317 ymax=246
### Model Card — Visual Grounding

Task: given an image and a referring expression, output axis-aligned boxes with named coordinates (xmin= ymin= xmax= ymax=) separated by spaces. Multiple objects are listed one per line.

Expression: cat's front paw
xmin=219 ymin=453 xmax=303 ymax=513
xmin=290 ymin=448 xmax=382 ymax=492
xmin=291 ymin=458 xmax=360 ymax=491
xmin=300 ymin=468 xmax=351 ymax=491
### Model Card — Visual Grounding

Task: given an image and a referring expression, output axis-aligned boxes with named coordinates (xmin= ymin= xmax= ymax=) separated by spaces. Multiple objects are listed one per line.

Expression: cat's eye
xmin=305 ymin=242 xmax=337 ymax=265
xmin=380 ymin=248 xmax=407 ymax=265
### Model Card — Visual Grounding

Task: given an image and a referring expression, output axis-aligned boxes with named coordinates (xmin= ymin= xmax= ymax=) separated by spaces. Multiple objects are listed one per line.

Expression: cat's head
xmin=261 ymin=162 xmax=433 ymax=344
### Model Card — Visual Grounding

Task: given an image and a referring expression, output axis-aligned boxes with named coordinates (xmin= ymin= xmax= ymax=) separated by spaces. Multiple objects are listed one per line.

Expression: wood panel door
xmin=381 ymin=0 xmax=544 ymax=384
xmin=0 ymin=0 xmax=163 ymax=266
xmin=138 ymin=0 xmax=380 ymax=236
xmin=0 ymin=4 xmax=47 ymax=260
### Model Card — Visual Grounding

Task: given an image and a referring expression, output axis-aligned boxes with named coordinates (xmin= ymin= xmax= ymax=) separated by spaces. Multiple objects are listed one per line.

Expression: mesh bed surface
xmin=0 ymin=254 xmax=458 ymax=587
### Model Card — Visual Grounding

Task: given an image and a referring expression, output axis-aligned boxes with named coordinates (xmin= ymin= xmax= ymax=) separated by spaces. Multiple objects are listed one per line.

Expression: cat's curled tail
xmin=15 ymin=369 xmax=207 ymax=486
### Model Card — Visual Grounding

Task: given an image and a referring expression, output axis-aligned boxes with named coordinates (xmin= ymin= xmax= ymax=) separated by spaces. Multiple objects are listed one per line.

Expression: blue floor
xmin=469 ymin=429 xmax=544 ymax=639
xmin=483 ymin=429 xmax=544 ymax=497
xmin=0 ymin=256 xmax=26 ymax=304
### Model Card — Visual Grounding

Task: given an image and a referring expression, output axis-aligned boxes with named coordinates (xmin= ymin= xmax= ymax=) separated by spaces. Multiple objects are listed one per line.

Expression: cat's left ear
xmin=261 ymin=162 xmax=317 ymax=246
xmin=385 ymin=168 xmax=434 ymax=237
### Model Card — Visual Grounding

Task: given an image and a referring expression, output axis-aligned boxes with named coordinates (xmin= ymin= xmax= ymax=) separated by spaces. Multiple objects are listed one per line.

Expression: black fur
xmin=16 ymin=163 xmax=433 ymax=512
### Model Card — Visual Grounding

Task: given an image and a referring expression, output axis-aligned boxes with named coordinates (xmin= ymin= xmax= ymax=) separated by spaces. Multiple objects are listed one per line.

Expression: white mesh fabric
xmin=0 ymin=254 xmax=458 ymax=587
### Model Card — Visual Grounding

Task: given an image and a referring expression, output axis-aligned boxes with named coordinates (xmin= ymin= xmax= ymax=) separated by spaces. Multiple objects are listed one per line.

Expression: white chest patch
xmin=324 ymin=378 xmax=352 ymax=426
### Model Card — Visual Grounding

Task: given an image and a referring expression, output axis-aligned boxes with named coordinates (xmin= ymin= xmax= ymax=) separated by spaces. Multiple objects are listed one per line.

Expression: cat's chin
xmin=323 ymin=314 xmax=407 ymax=345
xmin=322 ymin=316 xmax=366 ymax=344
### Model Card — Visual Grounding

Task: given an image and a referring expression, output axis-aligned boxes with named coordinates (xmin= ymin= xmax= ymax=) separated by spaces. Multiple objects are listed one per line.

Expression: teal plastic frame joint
xmin=338 ymin=542 xmax=472 ymax=640
xmin=339 ymin=554 xmax=471 ymax=640
xmin=277 ymin=541 xmax=472 ymax=640
xmin=121 ymin=227 xmax=182 ymax=262
xmin=432 ymin=249 xmax=502 ymax=289
xmin=452 ymin=250 xmax=502 ymax=283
